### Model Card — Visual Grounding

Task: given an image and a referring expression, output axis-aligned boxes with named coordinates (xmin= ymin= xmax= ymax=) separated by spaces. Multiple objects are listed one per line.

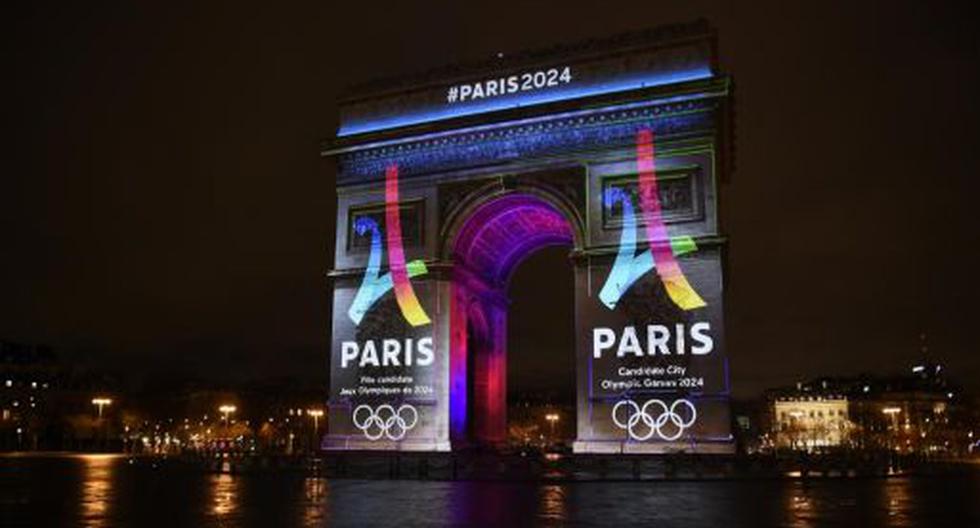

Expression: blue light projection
xmin=337 ymin=98 xmax=716 ymax=182
xmin=338 ymin=67 xmax=713 ymax=137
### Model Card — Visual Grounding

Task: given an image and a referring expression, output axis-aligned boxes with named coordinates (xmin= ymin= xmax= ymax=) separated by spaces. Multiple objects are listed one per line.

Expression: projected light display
xmin=598 ymin=129 xmax=707 ymax=312
xmin=598 ymin=187 xmax=698 ymax=310
xmin=352 ymin=403 xmax=420 ymax=441
xmin=348 ymin=165 xmax=431 ymax=327
xmin=325 ymin=24 xmax=733 ymax=454
xmin=330 ymin=164 xmax=442 ymax=447
xmin=612 ymin=398 xmax=697 ymax=441
xmin=383 ymin=165 xmax=431 ymax=327
xmin=583 ymin=129 xmax=721 ymax=448
xmin=633 ymin=129 xmax=706 ymax=310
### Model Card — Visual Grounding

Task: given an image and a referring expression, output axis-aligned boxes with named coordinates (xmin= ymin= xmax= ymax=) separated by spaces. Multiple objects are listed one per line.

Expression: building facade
xmin=766 ymin=364 xmax=973 ymax=454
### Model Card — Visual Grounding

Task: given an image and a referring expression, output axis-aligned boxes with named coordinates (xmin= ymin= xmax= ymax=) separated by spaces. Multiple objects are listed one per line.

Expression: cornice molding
xmin=334 ymin=97 xmax=721 ymax=184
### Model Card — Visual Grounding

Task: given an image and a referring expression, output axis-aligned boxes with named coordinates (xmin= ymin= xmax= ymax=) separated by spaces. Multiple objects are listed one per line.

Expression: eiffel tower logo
xmin=598 ymin=129 xmax=706 ymax=311
xmin=348 ymin=164 xmax=431 ymax=327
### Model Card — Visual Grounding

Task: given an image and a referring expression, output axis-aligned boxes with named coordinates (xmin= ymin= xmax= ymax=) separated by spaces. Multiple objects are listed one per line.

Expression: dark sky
xmin=4 ymin=1 xmax=979 ymax=397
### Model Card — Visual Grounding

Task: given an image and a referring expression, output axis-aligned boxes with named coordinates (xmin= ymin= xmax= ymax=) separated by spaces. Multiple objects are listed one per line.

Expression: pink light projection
xmin=448 ymin=193 xmax=575 ymax=443
xmin=452 ymin=194 xmax=574 ymax=286
xmin=635 ymin=128 xmax=706 ymax=310
xmin=384 ymin=164 xmax=432 ymax=326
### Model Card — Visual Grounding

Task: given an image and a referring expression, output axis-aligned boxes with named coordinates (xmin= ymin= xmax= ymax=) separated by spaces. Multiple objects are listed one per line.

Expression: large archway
xmin=324 ymin=25 xmax=734 ymax=454
xmin=447 ymin=191 xmax=579 ymax=446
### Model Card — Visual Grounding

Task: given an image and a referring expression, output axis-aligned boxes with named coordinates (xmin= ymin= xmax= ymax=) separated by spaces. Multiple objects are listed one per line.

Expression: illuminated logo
xmin=352 ymin=403 xmax=419 ymax=441
xmin=612 ymin=398 xmax=697 ymax=441
xmin=446 ymin=66 xmax=573 ymax=103
xmin=348 ymin=164 xmax=431 ymax=327
xmin=598 ymin=129 xmax=706 ymax=311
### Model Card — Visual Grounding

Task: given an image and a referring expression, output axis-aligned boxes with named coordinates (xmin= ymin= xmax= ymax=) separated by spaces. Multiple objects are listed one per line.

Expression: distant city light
xmin=882 ymin=407 xmax=901 ymax=415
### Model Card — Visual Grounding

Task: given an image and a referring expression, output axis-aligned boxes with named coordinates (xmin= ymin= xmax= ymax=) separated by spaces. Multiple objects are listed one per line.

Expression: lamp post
xmin=91 ymin=397 xmax=112 ymax=419
xmin=545 ymin=413 xmax=560 ymax=439
xmin=882 ymin=407 xmax=901 ymax=450
xmin=91 ymin=397 xmax=112 ymax=452
xmin=307 ymin=408 xmax=325 ymax=453
xmin=307 ymin=409 xmax=324 ymax=435
xmin=219 ymin=405 xmax=237 ymax=427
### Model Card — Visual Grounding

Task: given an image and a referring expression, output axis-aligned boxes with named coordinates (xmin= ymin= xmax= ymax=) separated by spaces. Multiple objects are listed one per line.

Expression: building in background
xmin=1 ymin=340 xmax=124 ymax=451
xmin=2 ymin=341 xmax=60 ymax=450
xmin=1 ymin=340 xmax=328 ymax=454
xmin=771 ymin=393 xmax=851 ymax=451
xmin=765 ymin=363 xmax=975 ymax=455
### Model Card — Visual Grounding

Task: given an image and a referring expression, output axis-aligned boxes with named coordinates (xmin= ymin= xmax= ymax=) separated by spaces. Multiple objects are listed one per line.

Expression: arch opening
xmin=507 ymin=246 xmax=576 ymax=448
xmin=448 ymin=192 xmax=576 ymax=447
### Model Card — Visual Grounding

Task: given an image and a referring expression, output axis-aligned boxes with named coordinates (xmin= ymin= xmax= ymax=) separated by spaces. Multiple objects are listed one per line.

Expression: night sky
xmin=4 ymin=1 xmax=979 ymax=397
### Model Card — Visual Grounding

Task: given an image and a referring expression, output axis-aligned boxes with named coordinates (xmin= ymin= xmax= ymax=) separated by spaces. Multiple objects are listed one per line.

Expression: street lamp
xmin=882 ymin=407 xmax=901 ymax=450
xmin=882 ymin=407 xmax=901 ymax=425
xmin=545 ymin=413 xmax=560 ymax=438
xmin=307 ymin=408 xmax=324 ymax=434
xmin=92 ymin=397 xmax=112 ymax=419
xmin=219 ymin=404 xmax=237 ymax=426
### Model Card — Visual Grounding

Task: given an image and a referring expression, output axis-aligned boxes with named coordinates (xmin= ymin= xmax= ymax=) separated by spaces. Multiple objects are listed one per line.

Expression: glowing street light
xmin=307 ymin=408 xmax=324 ymax=434
xmin=545 ymin=413 xmax=560 ymax=437
xmin=881 ymin=407 xmax=902 ymax=450
xmin=91 ymin=397 xmax=112 ymax=419
xmin=219 ymin=404 xmax=237 ymax=426
xmin=882 ymin=407 xmax=901 ymax=428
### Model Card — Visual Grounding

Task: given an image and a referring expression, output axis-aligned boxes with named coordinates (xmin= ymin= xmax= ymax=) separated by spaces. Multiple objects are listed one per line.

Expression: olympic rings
xmin=352 ymin=403 xmax=419 ymax=441
xmin=612 ymin=398 xmax=697 ymax=441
